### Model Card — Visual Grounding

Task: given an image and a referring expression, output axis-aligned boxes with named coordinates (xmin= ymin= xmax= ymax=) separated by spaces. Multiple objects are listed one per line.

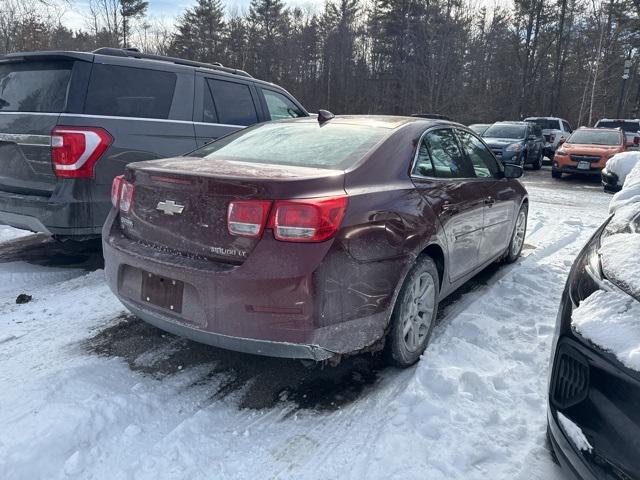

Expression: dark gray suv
xmin=0 ymin=48 xmax=308 ymax=246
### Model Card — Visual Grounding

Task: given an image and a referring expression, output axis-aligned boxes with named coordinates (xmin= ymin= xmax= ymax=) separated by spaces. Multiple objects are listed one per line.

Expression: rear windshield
xmin=595 ymin=120 xmax=640 ymax=133
xmin=483 ymin=124 xmax=526 ymax=139
xmin=0 ymin=61 xmax=72 ymax=112
xmin=567 ymin=130 xmax=622 ymax=146
xmin=192 ymin=122 xmax=389 ymax=169
xmin=527 ymin=119 xmax=561 ymax=130
xmin=84 ymin=64 xmax=176 ymax=119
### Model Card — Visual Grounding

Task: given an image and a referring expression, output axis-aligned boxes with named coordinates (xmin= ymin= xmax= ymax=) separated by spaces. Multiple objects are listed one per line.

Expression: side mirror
xmin=557 ymin=138 xmax=566 ymax=147
xmin=504 ymin=164 xmax=523 ymax=179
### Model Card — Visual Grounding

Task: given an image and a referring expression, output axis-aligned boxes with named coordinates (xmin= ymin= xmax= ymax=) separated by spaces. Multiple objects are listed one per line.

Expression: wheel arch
xmin=418 ymin=242 xmax=446 ymax=291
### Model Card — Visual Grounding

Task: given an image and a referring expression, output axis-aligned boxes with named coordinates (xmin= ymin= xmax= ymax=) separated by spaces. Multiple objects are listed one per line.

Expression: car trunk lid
xmin=121 ymin=156 xmax=346 ymax=263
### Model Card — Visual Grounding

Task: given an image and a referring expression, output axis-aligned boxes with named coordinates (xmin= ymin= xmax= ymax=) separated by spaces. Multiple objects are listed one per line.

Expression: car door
xmin=193 ymin=75 xmax=262 ymax=147
xmin=411 ymin=127 xmax=486 ymax=282
xmin=456 ymin=129 xmax=520 ymax=261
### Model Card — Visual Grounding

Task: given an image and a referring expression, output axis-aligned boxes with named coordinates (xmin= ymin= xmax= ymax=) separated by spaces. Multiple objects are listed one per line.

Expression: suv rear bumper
xmin=0 ymin=189 xmax=107 ymax=237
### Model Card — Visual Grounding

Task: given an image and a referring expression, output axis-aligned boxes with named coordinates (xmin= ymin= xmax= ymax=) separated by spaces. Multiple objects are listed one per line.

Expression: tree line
xmin=1 ymin=0 xmax=639 ymax=126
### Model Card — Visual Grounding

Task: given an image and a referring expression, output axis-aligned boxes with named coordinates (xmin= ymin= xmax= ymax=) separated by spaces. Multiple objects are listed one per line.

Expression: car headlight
xmin=505 ymin=143 xmax=522 ymax=152
xmin=569 ymin=234 xmax=604 ymax=307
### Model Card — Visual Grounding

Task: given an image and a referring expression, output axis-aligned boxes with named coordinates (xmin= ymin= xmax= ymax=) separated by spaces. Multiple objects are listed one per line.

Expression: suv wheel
xmin=533 ymin=151 xmax=543 ymax=170
xmin=504 ymin=204 xmax=528 ymax=263
xmin=385 ymin=256 xmax=439 ymax=367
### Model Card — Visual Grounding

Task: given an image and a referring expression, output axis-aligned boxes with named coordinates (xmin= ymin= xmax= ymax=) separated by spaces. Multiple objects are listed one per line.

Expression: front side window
xmin=207 ymin=79 xmax=258 ymax=126
xmin=85 ymin=64 xmax=176 ymax=119
xmin=422 ymin=129 xmax=474 ymax=179
xmin=262 ymin=89 xmax=305 ymax=120
xmin=457 ymin=129 xmax=500 ymax=178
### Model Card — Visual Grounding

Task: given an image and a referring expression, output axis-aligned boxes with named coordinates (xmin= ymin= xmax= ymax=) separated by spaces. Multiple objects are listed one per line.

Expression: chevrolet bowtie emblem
xmin=156 ymin=200 xmax=185 ymax=215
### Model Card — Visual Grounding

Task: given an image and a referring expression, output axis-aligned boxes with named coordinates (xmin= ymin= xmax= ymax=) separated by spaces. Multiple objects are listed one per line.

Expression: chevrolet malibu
xmin=103 ymin=115 xmax=528 ymax=367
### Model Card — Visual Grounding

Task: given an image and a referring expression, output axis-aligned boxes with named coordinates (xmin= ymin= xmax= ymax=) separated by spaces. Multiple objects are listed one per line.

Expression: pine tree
xmin=171 ymin=0 xmax=225 ymax=64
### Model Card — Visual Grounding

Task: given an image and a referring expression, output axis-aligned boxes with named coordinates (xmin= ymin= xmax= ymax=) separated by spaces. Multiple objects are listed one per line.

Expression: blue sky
xmin=62 ymin=0 xmax=325 ymax=31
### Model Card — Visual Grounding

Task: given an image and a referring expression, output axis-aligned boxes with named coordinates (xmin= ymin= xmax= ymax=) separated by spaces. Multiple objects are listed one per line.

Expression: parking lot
xmin=0 ymin=167 xmax=610 ymax=480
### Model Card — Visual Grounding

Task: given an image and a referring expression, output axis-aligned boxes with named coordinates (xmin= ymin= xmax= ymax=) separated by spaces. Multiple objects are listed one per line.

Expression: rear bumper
xmin=102 ymin=210 xmax=392 ymax=360
xmin=0 ymin=187 xmax=109 ymax=237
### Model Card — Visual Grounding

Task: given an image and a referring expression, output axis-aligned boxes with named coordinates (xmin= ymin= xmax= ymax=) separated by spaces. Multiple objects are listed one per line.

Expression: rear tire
xmin=385 ymin=256 xmax=439 ymax=368
xmin=504 ymin=204 xmax=528 ymax=263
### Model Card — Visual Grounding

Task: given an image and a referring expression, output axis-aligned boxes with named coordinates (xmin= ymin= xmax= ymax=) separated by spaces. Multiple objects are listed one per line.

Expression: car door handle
xmin=485 ymin=197 xmax=496 ymax=206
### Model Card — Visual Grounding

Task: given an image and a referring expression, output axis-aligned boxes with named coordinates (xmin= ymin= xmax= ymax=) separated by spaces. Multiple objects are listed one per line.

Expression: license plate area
xmin=141 ymin=271 xmax=184 ymax=313
xmin=577 ymin=161 xmax=590 ymax=170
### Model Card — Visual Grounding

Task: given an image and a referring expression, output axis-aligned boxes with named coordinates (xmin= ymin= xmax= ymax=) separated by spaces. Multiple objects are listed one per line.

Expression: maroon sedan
xmin=103 ymin=115 xmax=528 ymax=367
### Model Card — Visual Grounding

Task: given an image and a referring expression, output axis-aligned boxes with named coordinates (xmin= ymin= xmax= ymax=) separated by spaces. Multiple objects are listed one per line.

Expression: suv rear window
xmin=84 ymin=64 xmax=176 ymax=119
xmin=595 ymin=120 xmax=640 ymax=133
xmin=0 ymin=61 xmax=72 ymax=112
xmin=192 ymin=121 xmax=388 ymax=169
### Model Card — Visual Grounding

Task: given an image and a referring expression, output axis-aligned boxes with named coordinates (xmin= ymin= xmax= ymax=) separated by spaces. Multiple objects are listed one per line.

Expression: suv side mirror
xmin=504 ymin=164 xmax=523 ymax=179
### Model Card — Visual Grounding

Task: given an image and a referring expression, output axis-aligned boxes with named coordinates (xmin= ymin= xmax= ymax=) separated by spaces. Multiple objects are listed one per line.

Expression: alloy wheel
xmin=401 ymin=272 xmax=436 ymax=352
xmin=511 ymin=209 xmax=526 ymax=256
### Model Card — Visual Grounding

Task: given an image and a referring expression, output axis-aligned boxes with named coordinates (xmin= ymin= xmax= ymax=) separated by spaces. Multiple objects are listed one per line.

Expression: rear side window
xmin=262 ymin=89 xmax=305 ymax=120
xmin=0 ymin=61 xmax=72 ymax=112
xmin=207 ymin=79 xmax=258 ymax=126
xmin=84 ymin=64 xmax=176 ymax=119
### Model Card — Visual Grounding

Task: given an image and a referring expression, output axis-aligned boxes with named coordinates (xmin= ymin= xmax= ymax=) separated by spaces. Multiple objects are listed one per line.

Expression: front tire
xmin=551 ymin=168 xmax=562 ymax=179
xmin=504 ymin=204 xmax=528 ymax=263
xmin=385 ymin=256 xmax=439 ymax=367
xmin=532 ymin=150 xmax=543 ymax=170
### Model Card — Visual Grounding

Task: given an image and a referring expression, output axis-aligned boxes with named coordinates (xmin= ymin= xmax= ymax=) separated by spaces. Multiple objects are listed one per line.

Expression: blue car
xmin=482 ymin=121 xmax=544 ymax=169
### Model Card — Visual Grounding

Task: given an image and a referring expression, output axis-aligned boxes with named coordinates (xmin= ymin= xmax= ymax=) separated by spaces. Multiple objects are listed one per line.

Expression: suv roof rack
xmin=92 ymin=48 xmax=253 ymax=78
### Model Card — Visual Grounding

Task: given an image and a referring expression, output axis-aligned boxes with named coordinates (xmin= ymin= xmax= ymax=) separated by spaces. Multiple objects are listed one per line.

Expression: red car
xmin=103 ymin=115 xmax=528 ymax=367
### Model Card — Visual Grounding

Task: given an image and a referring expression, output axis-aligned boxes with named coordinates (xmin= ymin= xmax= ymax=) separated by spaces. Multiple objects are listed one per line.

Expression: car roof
xmin=281 ymin=115 xmax=464 ymax=130
xmin=524 ymin=116 xmax=566 ymax=120
xmin=576 ymin=127 xmax=622 ymax=133
xmin=0 ymin=48 xmax=282 ymax=89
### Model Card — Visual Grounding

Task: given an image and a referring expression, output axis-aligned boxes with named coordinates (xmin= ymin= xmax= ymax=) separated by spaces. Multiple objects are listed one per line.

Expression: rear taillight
xmin=111 ymin=175 xmax=124 ymax=208
xmin=271 ymin=196 xmax=348 ymax=242
xmin=227 ymin=200 xmax=272 ymax=238
xmin=51 ymin=126 xmax=112 ymax=178
xmin=111 ymin=174 xmax=135 ymax=213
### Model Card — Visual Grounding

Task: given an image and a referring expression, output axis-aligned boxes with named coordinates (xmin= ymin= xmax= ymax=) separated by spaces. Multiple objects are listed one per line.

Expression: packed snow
xmin=610 ymin=160 xmax=640 ymax=213
xmin=0 ymin=170 xmax=611 ymax=480
xmin=604 ymin=151 xmax=640 ymax=186
xmin=600 ymin=232 xmax=640 ymax=299
xmin=557 ymin=412 xmax=593 ymax=453
xmin=0 ymin=225 xmax=32 ymax=243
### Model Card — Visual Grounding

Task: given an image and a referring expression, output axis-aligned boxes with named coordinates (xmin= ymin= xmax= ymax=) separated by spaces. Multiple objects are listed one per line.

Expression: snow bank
xmin=0 ymin=226 xmax=33 ymax=243
xmin=557 ymin=412 xmax=592 ymax=453
xmin=610 ymin=161 xmax=640 ymax=213
xmin=572 ymin=288 xmax=640 ymax=371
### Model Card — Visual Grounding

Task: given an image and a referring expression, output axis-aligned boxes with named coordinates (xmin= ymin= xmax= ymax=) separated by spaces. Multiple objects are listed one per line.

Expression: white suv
xmin=524 ymin=117 xmax=572 ymax=159
xmin=594 ymin=119 xmax=640 ymax=149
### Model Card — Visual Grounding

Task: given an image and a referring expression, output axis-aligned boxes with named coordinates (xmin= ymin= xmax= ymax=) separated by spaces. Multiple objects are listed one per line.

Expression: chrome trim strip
xmin=60 ymin=113 xmax=244 ymax=129
xmin=0 ymin=133 xmax=51 ymax=146
xmin=0 ymin=111 xmax=59 ymax=116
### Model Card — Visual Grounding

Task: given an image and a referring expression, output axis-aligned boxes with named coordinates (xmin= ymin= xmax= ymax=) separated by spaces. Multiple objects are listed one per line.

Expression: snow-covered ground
xmin=0 ymin=169 xmax=610 ymax=480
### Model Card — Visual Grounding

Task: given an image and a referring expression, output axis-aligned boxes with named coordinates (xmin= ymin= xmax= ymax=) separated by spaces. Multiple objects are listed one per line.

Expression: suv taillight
xmin=51 ymin=126 xmax=112 ymax=178
xmin=111 ymin=175 xmax=134 ymax=213
xmin=227 ymin=196 xmax=348 ymax=242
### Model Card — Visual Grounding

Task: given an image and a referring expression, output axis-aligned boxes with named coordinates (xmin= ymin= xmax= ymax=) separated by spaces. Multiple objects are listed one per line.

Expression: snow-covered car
xmin=547 ymin=161 xmax=640 ymax=480
xmin=524 ymin=116 xmax=572 ymax=158
xmin=601 ymin=151 xmax=640 ymax=193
